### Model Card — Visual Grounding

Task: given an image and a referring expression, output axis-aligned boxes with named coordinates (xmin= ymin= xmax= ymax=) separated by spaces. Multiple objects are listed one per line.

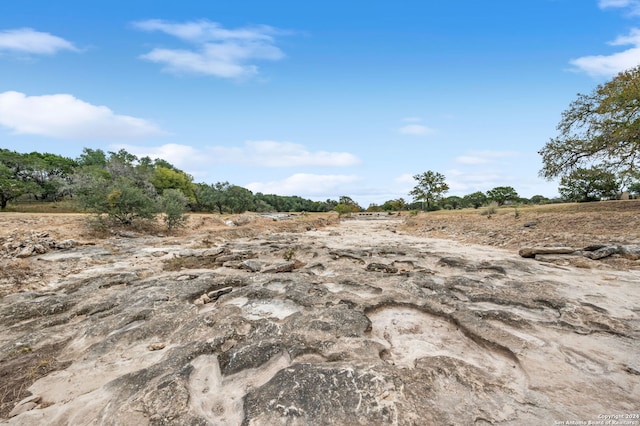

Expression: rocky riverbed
xmin=1 ymin=216 xmax=639 ymax=425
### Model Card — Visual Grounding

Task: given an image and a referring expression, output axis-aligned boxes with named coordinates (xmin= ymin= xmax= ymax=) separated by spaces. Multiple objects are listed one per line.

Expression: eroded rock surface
xmin=1 ymin=218 xmax=638 ymax=425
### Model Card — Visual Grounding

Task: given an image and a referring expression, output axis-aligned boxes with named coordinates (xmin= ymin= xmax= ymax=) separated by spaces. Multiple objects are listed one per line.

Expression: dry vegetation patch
xmin=400 ymin=200 xmax=640 ymax=269
xmin=0 ymin=340 xmax=72 ymax=419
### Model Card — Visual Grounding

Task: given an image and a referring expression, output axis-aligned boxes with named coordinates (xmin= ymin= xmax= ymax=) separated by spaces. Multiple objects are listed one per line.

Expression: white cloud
xmin=246 ymin=173 xmax=361 ymax=196
xmin=599 ymin=0 xmax=640 ymax=14
xmin=570 ymin=28 xmax=640 ymax=77
xmin=0 ymin=91 xmax=164 ymax=140
xmin=0 ymin=28 xmax=79 ymax=55
xmin=208 ymin=140 xmax=360 ymax=167
xmin=112 ymin=143 xmax=198 ymax=166
xmin=398 ymin=124 xmax=434 ymax=136
xmin=133 ymin=19 xmax=286 ymax=79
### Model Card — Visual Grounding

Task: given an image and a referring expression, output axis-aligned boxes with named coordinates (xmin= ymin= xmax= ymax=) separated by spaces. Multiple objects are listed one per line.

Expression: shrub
xmin=480 ymin=201 xmax=499 ymax=216
xmin=160 ymin=189 xmax=189 ymax=230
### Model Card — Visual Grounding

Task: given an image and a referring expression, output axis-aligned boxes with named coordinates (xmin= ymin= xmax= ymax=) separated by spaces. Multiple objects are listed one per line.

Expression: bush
xmin=480 ymin=201 xmax=499 ymax=216
xmin=160 ymin=189 xmax=189 ymax=230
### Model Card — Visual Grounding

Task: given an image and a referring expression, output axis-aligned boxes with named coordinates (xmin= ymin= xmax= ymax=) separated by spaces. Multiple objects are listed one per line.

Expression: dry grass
xmin=0 ymin=340 xmax=72 ymax=419
xmin=401 ymin=200 xmax=640 ymax=251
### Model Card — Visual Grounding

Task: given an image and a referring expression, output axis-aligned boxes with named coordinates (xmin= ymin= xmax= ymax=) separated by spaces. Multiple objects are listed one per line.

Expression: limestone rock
xmin=518 ymin=246 xmax=576 ymax=258
xmin=1 ymin=218 xmax=637 ymax=424
xmin=262 ymin=261 xmax=296 ymax=273
xmin=365 ymin=262 xmax=398 ymax=273
xmin=241 ymin=260 xmax=263 ymax=272
xmin=585 ymin=245 xmax=620 ymax=260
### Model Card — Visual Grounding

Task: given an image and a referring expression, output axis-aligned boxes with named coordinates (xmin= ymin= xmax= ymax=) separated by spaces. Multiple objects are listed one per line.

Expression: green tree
xmin=73 ymin=151 xmax=160 ymax=226
xmin=21 ymin=152 xmax=77 ymax=201
xmin=75 ymin=174 xmax=159 ymax=225
xmin=486 ymin=186 xmax=519 ymax=206
xmin=529 ymin=195 xmax=549 ymax=204
xmin=0 ymin=149 xmax=75 ymax=206
xmin=227 ymin=185 xmax=255 ymax=213
xmin=558 ymin=167 xmax=619 ymax=202
xmin=160 ymin=189 xmax=189 ymax=229
xmin=77 ymin=148 xmax=107 ymax=167
xmin=409 ymin=171 xmax=449 ymax=210
xmin=334 ymin=203 xmax=358 ymax=217
xmin=0 ymin=163 xmax=39 ymax=209
xmin=193 ymin=181 xmax=231 ymax=214
xmin=462 ymin=191 xmax=487 ymax=209
xmin=442 ymin=195 xmax=463 ymax=210
xmin=150 ymin=166 xmax=195 ymax=201
xmin=389 ymin=198 xmax=407 ymax=212
xmin=539 ymin=66 xmax=640 ymax=180
xmin=104 ymin=177 xmax=159 ymax=224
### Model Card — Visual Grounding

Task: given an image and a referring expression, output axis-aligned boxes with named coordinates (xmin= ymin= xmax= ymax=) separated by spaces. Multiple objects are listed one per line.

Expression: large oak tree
xmin=539 ymin=66 xmax=640 ymax=180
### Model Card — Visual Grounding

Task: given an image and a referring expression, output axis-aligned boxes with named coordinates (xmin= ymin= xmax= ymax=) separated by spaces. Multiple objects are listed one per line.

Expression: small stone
xmin=207 ymin=287 xmax=232 ymax=300
xmin=585 ymin=246 xmax=619 ymax=260
xmin=9 ymin=402 xmax=38 ymax=417
xmin=620 ymin=244 xmax=640 ymax=260
xmin=16 ymin=246 xmax=34 ymax=258
xmin=262 ymin=261 xmax=296 ymax=273
xmin=519 ymin=247 xmax=576 ymax=258
xmin=365 ymin=263 xmax=398 ymax=273
xmin=148 ymin=343 xmax=166 ymax=351
xmin=55 ymin=239 xmax=79 ymax=249
xmin=241 ymin=260 xmax=263 ymax=272
xmin=8 ymin=395 xmax=41 ymax=417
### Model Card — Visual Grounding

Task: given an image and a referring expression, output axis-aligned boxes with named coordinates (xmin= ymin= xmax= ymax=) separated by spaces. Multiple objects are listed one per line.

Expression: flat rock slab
xmin=36 ymin=247 xmax=112 ymax=261
xmin=519 ymin=246 xmax=576 ymax=258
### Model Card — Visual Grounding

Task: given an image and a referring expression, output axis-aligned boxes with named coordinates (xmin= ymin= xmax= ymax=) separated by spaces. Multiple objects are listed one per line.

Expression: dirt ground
xmin=399 ymin=200 xmax=640 ymax=270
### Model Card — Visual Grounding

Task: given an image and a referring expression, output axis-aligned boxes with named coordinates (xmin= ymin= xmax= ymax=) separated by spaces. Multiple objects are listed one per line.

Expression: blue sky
xmin=1 ymin=0 xmax=639 ymax=207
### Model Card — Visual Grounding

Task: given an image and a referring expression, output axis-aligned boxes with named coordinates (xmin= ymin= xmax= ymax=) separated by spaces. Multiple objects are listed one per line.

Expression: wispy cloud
xmin=133 ymin=19 xmax=287 ymax=79
xmin=208 ymin=140 xmax=360 ymax=167
xmin=246 ymin=173 xmax=361 ymax=196
xmin=0 ymin=28 xmax=79 ymax=56
xmin=397 ymin=116 xmax=434 ymax=136
xmin=570 ymin=28 xmax=640 ymax=77
xmin=0 ymin=91 xmax=164 ymax=140
xmin=599 ymin=0 xmax=640 ymax=15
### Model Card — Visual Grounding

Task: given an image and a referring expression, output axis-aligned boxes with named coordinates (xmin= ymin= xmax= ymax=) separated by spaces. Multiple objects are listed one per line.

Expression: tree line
xmin=0 ymin=147 xmax=342 ymax=226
